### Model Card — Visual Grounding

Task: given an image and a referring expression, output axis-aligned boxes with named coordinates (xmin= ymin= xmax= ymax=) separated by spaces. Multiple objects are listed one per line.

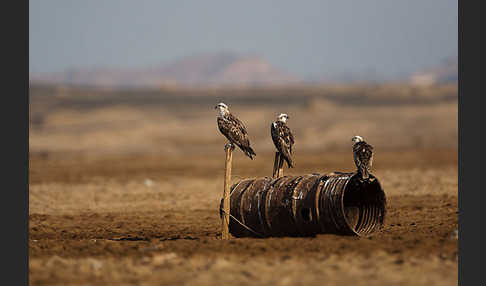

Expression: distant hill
xmin=30 ymin=52 xmax=458 ymax=88
xmin=29 ymin=52 xmax=300 ymax=88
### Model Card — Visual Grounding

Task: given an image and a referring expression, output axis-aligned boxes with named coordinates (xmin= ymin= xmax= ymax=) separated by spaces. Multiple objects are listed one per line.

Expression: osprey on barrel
xmin=351 ymin=135 xmax=374 ymax=180
xmin=215 ymin=103 xmax=256 ymax=159
xmin=271 ymin=113 xmax=294 ymax=168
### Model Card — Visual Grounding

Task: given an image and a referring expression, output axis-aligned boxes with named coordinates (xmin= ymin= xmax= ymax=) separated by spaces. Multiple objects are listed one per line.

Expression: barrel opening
xmin=343 ymin=175 xmax=386 ymax=236
xmin=301 ymin=208 xmax=312 ymax=222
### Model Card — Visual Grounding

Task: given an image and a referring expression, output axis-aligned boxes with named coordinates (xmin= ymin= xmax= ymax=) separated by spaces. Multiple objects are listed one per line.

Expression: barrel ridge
xmin=228 ymin=178 xmax=256 ymax=235
xmin=239 ymin=177 xmax=272 ymax=237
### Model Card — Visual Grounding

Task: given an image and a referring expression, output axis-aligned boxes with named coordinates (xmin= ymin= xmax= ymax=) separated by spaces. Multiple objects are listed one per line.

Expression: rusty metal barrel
xmin=220 ymin=172 xmax=386 ymax=237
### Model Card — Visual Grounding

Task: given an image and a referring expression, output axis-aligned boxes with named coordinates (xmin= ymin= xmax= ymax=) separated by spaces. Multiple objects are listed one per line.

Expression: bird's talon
xmin=224 ymin=143 xmax=235 ymax=151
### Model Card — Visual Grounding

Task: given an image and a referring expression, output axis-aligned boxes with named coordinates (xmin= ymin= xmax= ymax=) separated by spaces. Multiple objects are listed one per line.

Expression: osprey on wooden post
xmin=271 ymin=113 xmax=294 ymax=168
xmin=351 ymin=135 xmax=374 ymax=180
xmin=215 ymin=103 xmax=256 ymax=159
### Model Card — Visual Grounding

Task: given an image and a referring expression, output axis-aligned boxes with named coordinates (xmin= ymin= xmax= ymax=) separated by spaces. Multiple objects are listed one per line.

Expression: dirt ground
xmin=29 ymin=84 xmax=458 ymax=285
xmin=29 ymin=149 xmax=457 ymax=285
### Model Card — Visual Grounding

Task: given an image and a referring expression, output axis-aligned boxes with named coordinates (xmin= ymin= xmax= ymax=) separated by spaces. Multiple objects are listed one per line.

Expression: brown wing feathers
xmin=271 ymin=121 xmax=294 ymax=168
xmin=353 ymin=141 xmax=373 ymax=179
xmin=217 ymin=113 xmax=256 ymax=159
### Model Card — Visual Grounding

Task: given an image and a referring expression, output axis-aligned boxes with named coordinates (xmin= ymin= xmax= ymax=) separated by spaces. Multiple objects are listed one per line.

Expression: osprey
xmin=271 ymin=113 xmax=294 ymax=168
xmin=215 ymin=103 xmax=256 ymax=159
xmin=351 ymin=135 xmax=374 ymax=180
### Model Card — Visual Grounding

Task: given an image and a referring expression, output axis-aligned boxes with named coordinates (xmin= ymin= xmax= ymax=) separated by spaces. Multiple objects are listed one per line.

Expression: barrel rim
xmin=340 ymin=172 xmax=386 ymax=236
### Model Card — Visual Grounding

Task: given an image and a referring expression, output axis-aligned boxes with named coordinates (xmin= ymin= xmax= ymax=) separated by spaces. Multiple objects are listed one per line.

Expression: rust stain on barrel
xmin=265 ymin=176 xmax=295 ymax=235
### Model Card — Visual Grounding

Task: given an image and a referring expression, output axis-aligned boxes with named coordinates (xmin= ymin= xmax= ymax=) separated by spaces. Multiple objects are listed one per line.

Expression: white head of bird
xmin=351 ymin=135 xmax=364 ymax=144
xmin=215 ymin=102 xmax=229 ymax=117
xmin=277 ymin=113 xmax=289 ymax=123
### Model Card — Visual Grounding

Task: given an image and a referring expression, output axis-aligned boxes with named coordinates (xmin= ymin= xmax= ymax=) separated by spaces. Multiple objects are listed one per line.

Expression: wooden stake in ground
xmin=272 ymin=151 xmax=280 ymax=179
xmin=221 ymin=143 xmax=233 ymax=240
xmin=272 ymin=151 xmax=284 ymax=179
xmin=277 ymin=153 xmax=284 ymax=178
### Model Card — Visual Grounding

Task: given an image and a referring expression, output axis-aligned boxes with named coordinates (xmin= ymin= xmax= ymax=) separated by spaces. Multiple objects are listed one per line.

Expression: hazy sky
xmin=30 ymin=0 xmax=457 ymax=79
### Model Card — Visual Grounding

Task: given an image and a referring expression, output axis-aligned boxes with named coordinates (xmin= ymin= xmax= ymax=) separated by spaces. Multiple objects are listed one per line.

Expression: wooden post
xmin=272 ymin=151 xmax=280 ymax=179
xmin=272 ymin=152 xmax=285 ymax=179
xmin=221 ymin=144 xmax=233 ymax=240
xmin=277 ymin=153 xmax=284 ymax=178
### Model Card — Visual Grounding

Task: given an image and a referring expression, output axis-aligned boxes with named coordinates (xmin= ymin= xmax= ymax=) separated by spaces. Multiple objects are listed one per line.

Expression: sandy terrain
xmin=29 ymin=84 xmax=458 ymax=285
